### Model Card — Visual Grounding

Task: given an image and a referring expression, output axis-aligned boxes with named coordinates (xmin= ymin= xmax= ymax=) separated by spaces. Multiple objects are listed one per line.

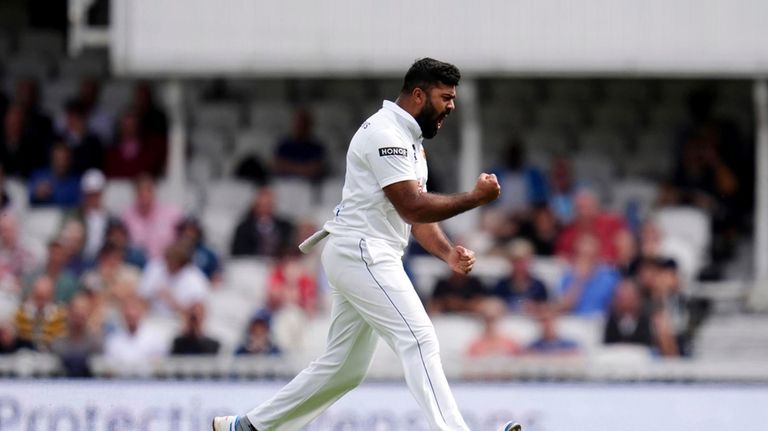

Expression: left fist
xmin=448 ymin=246 xmax=476 ymax=275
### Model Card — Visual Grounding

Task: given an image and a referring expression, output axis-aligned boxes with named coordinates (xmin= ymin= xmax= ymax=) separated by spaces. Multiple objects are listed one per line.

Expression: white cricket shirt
xmin=324 ymin=100 xmax=428 ymax=252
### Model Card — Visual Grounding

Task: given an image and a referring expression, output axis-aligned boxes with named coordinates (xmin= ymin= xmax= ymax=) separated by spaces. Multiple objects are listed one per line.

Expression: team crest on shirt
xmin=378 ymin=147 xmax=408 ymax=157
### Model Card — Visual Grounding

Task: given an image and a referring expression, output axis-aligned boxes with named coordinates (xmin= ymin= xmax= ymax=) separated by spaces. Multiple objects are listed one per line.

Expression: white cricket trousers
xmin=246 ymin=236 xmax=470 ymax=431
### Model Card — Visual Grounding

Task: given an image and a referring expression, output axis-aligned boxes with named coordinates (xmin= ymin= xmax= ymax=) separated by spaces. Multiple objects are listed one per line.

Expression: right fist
xmin=472 ymin=173 xmax=501 ymax=205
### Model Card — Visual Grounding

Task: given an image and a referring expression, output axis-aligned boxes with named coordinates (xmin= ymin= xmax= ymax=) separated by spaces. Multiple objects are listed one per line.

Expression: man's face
xmin=414 ymin=83 xmax=456 ymax=139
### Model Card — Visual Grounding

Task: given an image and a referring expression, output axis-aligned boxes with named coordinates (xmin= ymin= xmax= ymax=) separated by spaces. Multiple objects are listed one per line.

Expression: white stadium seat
xmin=21 ymin=208 xmax=63 ymax=244
xmin=200 ymin=207 xmax=240 ymax=257
xmin=203 ymin=179 xmax=254 ymax=214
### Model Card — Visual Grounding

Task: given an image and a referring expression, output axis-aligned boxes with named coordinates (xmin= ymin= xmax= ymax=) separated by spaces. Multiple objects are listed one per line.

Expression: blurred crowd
xmin=0 ymin=60 xmax=754 ymax=377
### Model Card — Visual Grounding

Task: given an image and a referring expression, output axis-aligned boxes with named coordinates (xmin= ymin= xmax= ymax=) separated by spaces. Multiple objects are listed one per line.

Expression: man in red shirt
xmin=556 ymin=188 xmax=627 ymax=264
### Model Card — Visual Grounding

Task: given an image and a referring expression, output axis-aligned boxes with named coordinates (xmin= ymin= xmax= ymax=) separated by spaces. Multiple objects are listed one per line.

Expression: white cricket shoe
xmin=499 ymin=421 xmax=522 ymax=431
xmin=211 ymin=415 xmax=240 ymax=431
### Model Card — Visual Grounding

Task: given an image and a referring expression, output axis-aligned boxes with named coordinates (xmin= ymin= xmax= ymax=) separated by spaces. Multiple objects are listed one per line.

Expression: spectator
xmin=555 ymin=188 xmax=627 ymax=264
xmin=490 ymin=138 xmax=549 ymax=214
xmin=81 ymin=242 xmax=141 ymax=332
xmin=25 ymin=238 xmax=80 ymax=303
xmin=176 ymin=216 xmax=221 ymax=282
xmin=614 ymin=229 xmax=640 ymax=277
xmin=0 ymin=104 xmax=49 ymax=178
xmin=273 ymin=109 xmax=327 ymax=181
xmin=236 ymin=312 xmax=280 ymax=356
xmin=548 ymin=158 xmax=578 ymax=224
xmin=139 ymin=240 xmax=209 ymax=317
xmin=131 ymin=81 xmax=168 ymax=140
xmin=556 ymin=234 xmax=620 ymax=316
xmin=266 ymin=251 xmax=318 ymax=316
xmin=104 ymin=218 xmax=147 ymax=269
xmin=0 ymin=320 xmax=29 ymax=353
xmin=526 ymin=309 xmax=580 ymax=355
xmin=104 ymin=296 xmax=168 ymax=376
xmin=428 ymin=271 xmax=486 ymax=315
xmin=14 ymin=79 xmax=55 ymax=159
xmin=603 ymin=279 xmax=654 ymax=348
xmin=121 ymin=174 xmax=182 ymax=259
xmin=104 ymin=111 xmax=167 ymax=178
xmin=171 ymin=302 xmax=220 ymax=355
xmin=28 ymin=142 xmax=81 ymax=208
xmin=519 ymin=204 xmax=560 ymax=256
xmin=59 ymin=99 xmax=104 ymax=174
xmin=51 ymin=294 xmax=103 ymax=377
xmin=231 ymin=187 xmax=294 ymax=257
xmin=0 ymin=211 xmax=36 ymax=288
xmin=72 ymin=78 xmax=114 ymax=145
xmin=491 ymin=239 xmax=549 ymax=314
xmin=466 ymin=299 xmax=521 ymax=358
xmin=58 ymin=219 xmax=89 ymax=276
xmin=643 ymin=258 xmax=690 ymax=357
xmin=65 ymin=169 xmax=111 ymax=261
xmin=15 ymin=275 xmax=67 ymax=351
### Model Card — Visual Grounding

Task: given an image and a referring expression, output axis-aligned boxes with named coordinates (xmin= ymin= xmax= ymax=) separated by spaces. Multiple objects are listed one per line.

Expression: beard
xmin=414 ymin=98 xmax=446 ymax=140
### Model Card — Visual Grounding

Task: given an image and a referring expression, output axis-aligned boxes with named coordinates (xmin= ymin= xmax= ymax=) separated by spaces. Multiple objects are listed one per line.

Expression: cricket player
xmin=214 ymin=58 xmax=520 ymax=431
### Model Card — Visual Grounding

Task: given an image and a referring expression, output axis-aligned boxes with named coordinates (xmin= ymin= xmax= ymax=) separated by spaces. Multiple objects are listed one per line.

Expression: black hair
xmin=401 ymin=57 xmax=461 ymax=94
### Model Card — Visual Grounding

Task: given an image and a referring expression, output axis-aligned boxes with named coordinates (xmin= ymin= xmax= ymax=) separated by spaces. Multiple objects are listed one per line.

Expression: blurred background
xmin=0 ymin=0 xmax=767 ymax=430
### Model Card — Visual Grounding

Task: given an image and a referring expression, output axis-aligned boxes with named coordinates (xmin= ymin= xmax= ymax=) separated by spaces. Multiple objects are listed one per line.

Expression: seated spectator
xmin=63 ymin=78 xmax=114 ymax=145
xmin=28 ymin=142 xmax=81 ymax=208
xmin=556 ymin=234 xmax=620 ymax=316
xmin=25 ymin=238 xmax=80 ymax=303
xmin=51 ymin=294 xmax=103 ymax=377
xmin=603 ymin=279 xmax=654 ymax=348
xmin=556 ymin=188 xmax=627 ymax=264
xmin=0 ymin=211 xmax=36 ymax=289
xmin=65 ymin=169 xmax=111 ymax=261
xmin=139 ymin=240 xmax=210 ymax=317
xmin=526 ymin=309 xmax=580 ymax=355
xmin=59 ymin=98 xmax=104 ymax=174
xmin=15 ymin=275 xmax=67 ymax=351
xmin=231 ymin=187 xmax=294 ymax=257
xmin=104 ymin=111 xmax=167 ymax=178
xmin=428 ymin=271 xmax=486 ymax=315
xmin=176 ymin=216 xmax=221 ymax=282
xmin=0 ymin=104 xmax=48 ymax=178
xmin=236 ymin=312 xmax=280 ymax=356
xmin=642 ymin=258 xmax=690 ymax=357
xmin=104 ymin=296 xmax=168 ymax=376
xmin=81 ymin=242 xmax=141 ymax=332
xmin=121 ymin=174 xmax=182 ymax=259
xmin=58 ymin=219 xmax=89 ymax=276
xmin=548 ymin=158 xmax=578 ymax=225
xmin=14 ymin=79 xmax=55 ymax=150
xmin=273 ymin=109 xmax=327 ymax=181
xmin=490 ymin=138 xmax=549 ymax=215
xmin=131 ymin=81 xmax=168 ymax=141
xmin=519 ymin=204 xmax=560 ymax=256
xmin=266 ymin=250 xmax=318 ymax=316
xmin=0 ymin=320 xmax=29 ymax=353
xmin=104 ymin=217 xmax=147 ymax=269
xmin=491 ymin=239 xmax=549 ymax=314
xmin=614 ymin=229 xmax=640 ymax=277
xmin=171 ymin=302 xmax=220 ymax=355
xmin=466 ymin=299 xmax=521 ymax=357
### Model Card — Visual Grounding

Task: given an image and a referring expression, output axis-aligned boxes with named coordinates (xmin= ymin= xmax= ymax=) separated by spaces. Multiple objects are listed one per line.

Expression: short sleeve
xmin=363 ymin=130 xmax=417 ymax=188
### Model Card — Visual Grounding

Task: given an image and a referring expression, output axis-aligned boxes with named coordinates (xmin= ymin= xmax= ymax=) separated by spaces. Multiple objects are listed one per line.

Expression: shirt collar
xmin=382 ymin=100 xmax=422 ymax=141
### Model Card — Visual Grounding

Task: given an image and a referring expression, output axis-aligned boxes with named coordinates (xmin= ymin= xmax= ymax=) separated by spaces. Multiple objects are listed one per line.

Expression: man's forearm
xmin=411 ymin=222 xmax=453 ymax=261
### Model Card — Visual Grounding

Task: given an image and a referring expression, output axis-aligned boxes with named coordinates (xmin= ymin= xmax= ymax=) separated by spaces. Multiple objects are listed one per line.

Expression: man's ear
xmin=412 ymin=87 xmax=426 ymax=106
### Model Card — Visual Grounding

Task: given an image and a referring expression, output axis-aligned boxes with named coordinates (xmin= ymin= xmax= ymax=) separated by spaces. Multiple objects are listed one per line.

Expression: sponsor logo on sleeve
xmin=378 ymin=147 xmax=408 ymax=158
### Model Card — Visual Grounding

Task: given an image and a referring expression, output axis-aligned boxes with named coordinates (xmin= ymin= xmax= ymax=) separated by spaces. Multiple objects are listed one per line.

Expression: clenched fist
xmin=472 ymin=173 xmax=501 ymax=205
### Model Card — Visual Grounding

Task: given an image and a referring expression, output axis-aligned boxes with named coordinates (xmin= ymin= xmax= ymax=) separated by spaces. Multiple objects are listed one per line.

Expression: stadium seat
xmin=200 ymin=206 xmax=240 ymax=257
xmin=18 ymin=30 xmax=64 ymax=58
xmin=571 ymin=151 xmax=618 ymax=195
xmin=557 ymin=315 xmax=604 ymax=352
xmin=472 ymin=255 xmax=510 ymax=286
xmin=592 ymin=102 xmax=643 ymax=132
xmin=103 ymin=179 xmax=134 ymax=213
xmin=205 ymin=289 xmax=255 ymax=350
xmin=498 ymin=315 xmax=538 ymax=345
xmin=58 ymin=52 xmax=108 ymax=79
xmin=222 ymin=258 xmax=271 ymax=302
xmin=193 ymin=102 xmax=241 ymax=131
xmin=603 ymin=80 xmax=652 ymax=104
xmin=522 ymin=128 xmax=572 ymax=156
xmin=42 ymin=78 xmax=78 ymax=115
xmin=271 ymin=179 xmax=314 ymax=222
xmin=592 ymin=344 xmax=653 ymax=368
xmin=648 ymin=103 xmax=688 ymax=131
xmin=491 ymin=79 xmax=541 ymax=104
xmin=408 ymin=255 xmax=449 ymax=297
xmin=249 ymin=101 xmax=293 ymax=135
xmin=4 ymin=55 xmax=51 ymax=81
xmin=530 ymin=257 xmax=567 ymax=296
xmin=432 ymin=314 xmax=483 ymax=361
xmin=5 ymin=178 xmax=29 ymax=215
xmin=546 ymin=80 xmax=596 ymax=103
xmin=21 ymin=208 xmax=63 ymax=244
xmin=654 ymin=206 xmax=711 ymax=258
xmin=610 ymin=178 xmax=659 ymax=220
xmin=233 ymin=127 xmax=278 ymax=162
xmin=100 ymin=80 xmax=134 ymax=113
xmin=534 ymin=102 xmax=585 ymax=132
xmin=659 ymin=236 xmax=701 ymax=284
xmin=203 ymin=179 xmax=254 ymax=214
